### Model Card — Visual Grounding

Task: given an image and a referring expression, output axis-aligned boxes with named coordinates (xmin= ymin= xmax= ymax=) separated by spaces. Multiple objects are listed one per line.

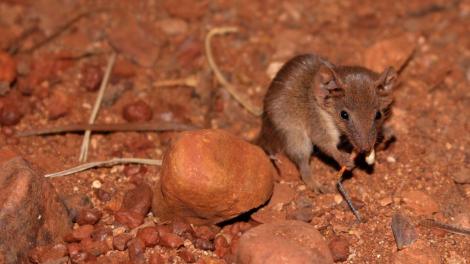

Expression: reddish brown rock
xmin=0 ymin=51 xmax=16 ymax=95
xmin=75 ymin=208 xmax=102 ymax=225
xmin=122 ymin=100 xmax=153 ymax=122
xmin=159 ymin=232 xmax=184 ymax=249
xmin=392 ymin=240 xmax=440 ymax=264
xmin=328 ymin=236 xmax=350 ymax=262
xmin=214 ymin=235 xmax=229 ymax=258
xmin=251 ymin=206 xmax=287 ymax=224
xmin=364 ymin=34 xmax=416 ymax=73
xmin=153 ymin=129 xmax=274 ymax=224
xmin=399 ymin=190 xmax=439 ymax=216
xmin=178 ymin=249 xmax=197 ymax=263
xmin=64 ymin=225 xmax=94 ymax=242
xmin=128 ymin=238 xmax=146 ymax=264
xmin=122 ymin=184 xmax=153 ymax=213
xmin=194 ymin=238 xmax=214 ymax=250
xmin=91 ymin=227 xmax=112 ymax=242
xmin=115 ymin=183 xmax=153 ymax=228
xmin=113 ymin=233 xmax=132 ymax=251
xmin=28 ymin=244 xmax=67 ymax=264
xmin=0 ymin=149 xmax=71 ymax=264
xmin=452 ymin=167 xmax=470 ymax=184
xmin=136 ymin=226 xmax=159 ymax=247
xmin=0 ymin=102 xmax=22 ymax=126
xmin=66 ymin=243 xmax=80 ymax=256
xmin=236 ymin=220 xmax=334 ymax=264
xmin=46 ymin=89 xmax=71 ymax=120
xmin=114 ymin=210 xmax=145 ymax=229
xmin=149 ymin=252 xmax=166 ymax=264
xmin=80 ymin=238 xmax=109 ymax=256
xmin=81 ymin=64 xmax=103 ymax=92
xmin=62 ymin=194 xmax=93 ymax=222
xmin=192 ymin=225 xmax=218 ymax=241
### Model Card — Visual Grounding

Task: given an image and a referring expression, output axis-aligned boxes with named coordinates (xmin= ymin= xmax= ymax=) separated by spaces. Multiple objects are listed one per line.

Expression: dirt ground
xmin=0 ymin=0 xmax=469 ymax=263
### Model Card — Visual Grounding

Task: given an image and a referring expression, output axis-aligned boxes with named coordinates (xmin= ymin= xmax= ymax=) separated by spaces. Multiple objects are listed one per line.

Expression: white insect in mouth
xmin=365 ymin=149 xmax=376 ymax=165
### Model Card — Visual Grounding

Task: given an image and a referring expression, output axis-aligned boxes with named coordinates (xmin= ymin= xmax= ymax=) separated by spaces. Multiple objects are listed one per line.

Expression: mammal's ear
xmin=314 ymin=60 xmax=344 ymax=101
xmin=376 ymin=67 xmax=397 ymax=95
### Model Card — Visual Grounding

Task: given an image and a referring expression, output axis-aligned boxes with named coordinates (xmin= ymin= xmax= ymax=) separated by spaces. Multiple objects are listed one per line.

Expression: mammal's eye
xmin=375 ymin=111 xmax=382 ymax=120
xmin=340 ymin=110 xmax=349 ymax=120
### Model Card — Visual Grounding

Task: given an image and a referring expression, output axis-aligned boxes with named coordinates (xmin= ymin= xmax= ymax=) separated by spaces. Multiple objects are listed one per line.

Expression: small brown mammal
xmin=257 ymin=54 xmax=396 ymax=191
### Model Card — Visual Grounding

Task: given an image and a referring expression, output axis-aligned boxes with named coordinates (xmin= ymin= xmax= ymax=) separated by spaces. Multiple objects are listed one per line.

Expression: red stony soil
xmin=0 ymin=0 xmax=469 ymax=263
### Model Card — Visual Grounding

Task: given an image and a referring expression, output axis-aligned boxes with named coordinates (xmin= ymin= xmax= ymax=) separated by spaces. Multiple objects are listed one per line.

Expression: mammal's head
xmin=314 ymin=60 xmax=396 ymax=153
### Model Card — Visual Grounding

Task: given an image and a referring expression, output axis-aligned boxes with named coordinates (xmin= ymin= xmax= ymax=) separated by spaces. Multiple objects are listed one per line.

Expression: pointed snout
xmin=352 ymin=126 xmax=376 ymax=153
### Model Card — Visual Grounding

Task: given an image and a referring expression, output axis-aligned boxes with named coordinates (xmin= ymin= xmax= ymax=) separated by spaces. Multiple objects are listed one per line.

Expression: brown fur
xmin=257 ymin=54 xmax=396 ymax=191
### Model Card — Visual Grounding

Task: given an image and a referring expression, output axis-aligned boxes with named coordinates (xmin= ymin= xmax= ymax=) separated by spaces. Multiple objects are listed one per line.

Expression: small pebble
xmin=81 ymin=64 xmax=103 ymax=92
xmin=193 ymin=225 xmax=218 ymax=240
xmin=80 ymin=238 xmax=109 ymax=257
xmin=91 ymin=180 xmax=102 ymax=189
xmin=387 ymin=156 xmax=397 ymax=163
xmin=0 ymin=103 xmax=22 ymax=126
xmin=172 ymin=221 xmax=194 ymax=236
xmin=91 ymin=226 xmax=112 ymax=241
xmin=64 ymin=224 xmax=94 ymax=242
xmin=328 ymin=236 xmax=350 ymax=262
xmin=67 ymin=243 xmax=80 ymax=256
xmin=128 ymin=238 xmax=146 ymax=264
xmin=214 ymin=235 xmax=229 ymax=257
xmin=122 ymin=100 xmax=153 ymax=122
xmin=178 ymin=249 xmax=197 ymax=263
xmin=159 ymin=232 xmax=184 ymax=249
xmin=149 ymin=252 xmax=166 ymax=264
xmin=136 ymin=226 xmax=160 ymax=247
xmin=194 ymin=238 xmax=214 ymax=250
xmin=114 ymin=210 xmax=145 ymax=229
xmin=75 ymin=208 xmax=102 ymax=225
xmin=113 ymin=233 xmax=132 ymax=251
xmin=95 ymin=189 xmax=111 ymax=202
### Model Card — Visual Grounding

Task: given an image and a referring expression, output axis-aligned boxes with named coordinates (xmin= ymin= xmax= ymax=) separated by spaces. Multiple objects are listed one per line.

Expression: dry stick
xmin=17 ymin=122 xmax=197 ymax=137
xmin=45 ymin=158 xmax=162 ymax=178
xmin=205 ymin=27 xmax=262 ymax=116
xmin=419 ymin=219 xmax=470 ymax=236
xmin=20 ymin=10 xmax=99 ymax=54
xmin=79 ymin=52 xmax=117 ymax=162
xmin=336 ymin=166 xmax=362 ymax=222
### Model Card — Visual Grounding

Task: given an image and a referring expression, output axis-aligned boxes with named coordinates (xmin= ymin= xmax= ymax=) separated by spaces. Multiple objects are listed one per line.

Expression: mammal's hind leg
xmin=283 ymin=129 xmax=325 ymax=192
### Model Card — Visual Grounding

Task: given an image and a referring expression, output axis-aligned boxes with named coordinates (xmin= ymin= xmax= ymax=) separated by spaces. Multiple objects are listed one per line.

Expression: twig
xmin=419 ymin=219 xmax=470 ymax=236
xmin=45 ymin=158 xmax=162 ymax=178
xmin=79 ymin=52 xmax=117 ymax=162
xmin=17 ymin=122 xmax=197 ymax=137
xmin=21 ymin=10 xmax=102 ymax=54
xmin=154 ymin=75 xmax=198 ymax=88
xmin=336 ymin=166 xmax=362 ymax=222
xmin=205 ymin=27 xmax=262 ymax=116
xmin=7 ymin=26 xmax=39 ymax=54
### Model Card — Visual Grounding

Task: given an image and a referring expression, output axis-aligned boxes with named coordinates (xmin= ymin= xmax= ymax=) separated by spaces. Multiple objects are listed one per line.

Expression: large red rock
xmin=152 ymin=129 xmax=274 ymax=224
xmin=0 ymin=147 xmax=71 ymax=264
xmin=236 ymin=220 xmax=334 ymax=264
